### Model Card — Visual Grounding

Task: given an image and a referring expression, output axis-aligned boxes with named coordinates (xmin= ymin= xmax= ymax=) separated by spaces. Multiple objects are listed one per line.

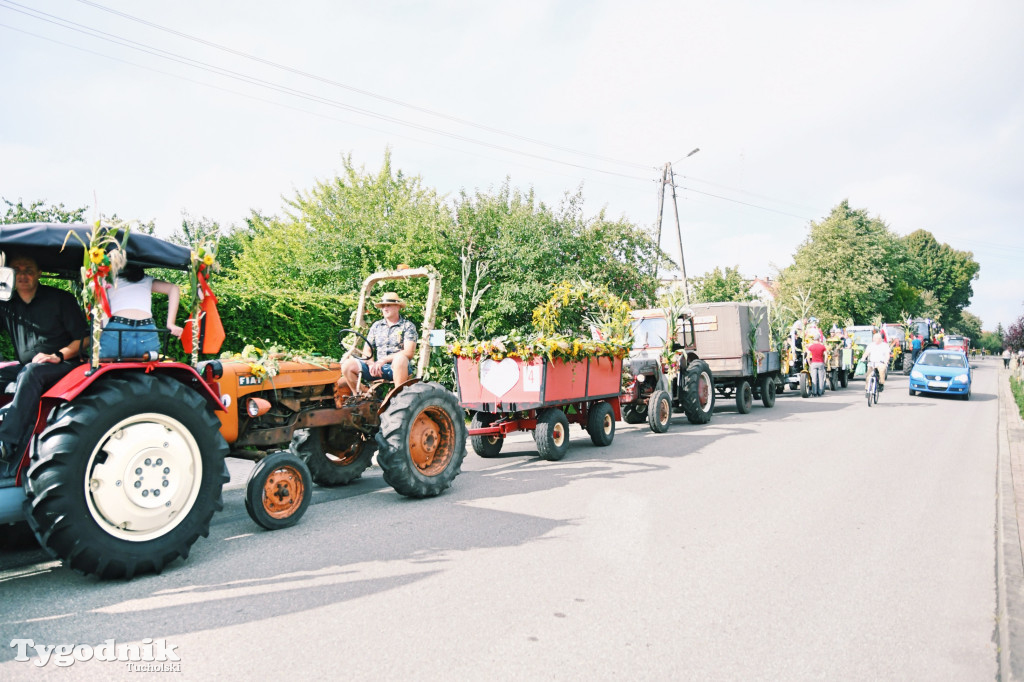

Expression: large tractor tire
xmin=375 ymin=382 xmax=467 ymax=498
xmin=291 ymin=426 xmax=375 ymax=487
xmin=681 ymin=360 xmax=715 ymax=424
xmin=25 ymin=373 xmax=229 ymax=580
xmin=470 ymin=412 xmax=504 ymax=458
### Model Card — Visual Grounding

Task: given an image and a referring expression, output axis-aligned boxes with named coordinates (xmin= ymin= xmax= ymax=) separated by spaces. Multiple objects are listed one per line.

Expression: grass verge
xmin=1011 ymin=375 xmax=1024 ymax=421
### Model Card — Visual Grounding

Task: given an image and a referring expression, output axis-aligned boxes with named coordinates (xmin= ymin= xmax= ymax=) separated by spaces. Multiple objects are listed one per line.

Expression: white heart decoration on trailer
xmin=479 ymin=358 xmax=520 ymax=397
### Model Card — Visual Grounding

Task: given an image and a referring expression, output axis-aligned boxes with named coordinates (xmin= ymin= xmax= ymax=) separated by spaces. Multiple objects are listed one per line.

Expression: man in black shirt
xmin=0 ymin=255 xmax=89 ymax=479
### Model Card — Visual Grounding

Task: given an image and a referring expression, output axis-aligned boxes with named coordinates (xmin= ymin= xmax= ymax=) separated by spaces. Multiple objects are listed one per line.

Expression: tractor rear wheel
xmin=375 ymin=382 xmax=467 ymax=498
xmin=292 ymin=426 xmax=375 ymax=487
xmin=26 ymin=373 xmax=228 ymax=579
xmin=245 ymin=451 xmax=312 ymax=530
xmin=681 ymin=360 xmax=715 ymax=424
xmin=470 ymin=412 xmax=504 ymax=458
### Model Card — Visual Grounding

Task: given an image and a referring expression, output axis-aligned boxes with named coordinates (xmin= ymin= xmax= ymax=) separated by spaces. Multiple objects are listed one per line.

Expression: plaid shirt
xmin=367 ymin=316 xmax=418 ymax=361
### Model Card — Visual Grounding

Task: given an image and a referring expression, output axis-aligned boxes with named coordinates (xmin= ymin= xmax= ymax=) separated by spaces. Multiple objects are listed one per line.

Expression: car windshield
xmin=918 ymin=351 xmax=967 ymax=368
xmin=632 ymin=318 xmax=668 ymax=349
xmin=850 ymin=330 xmax=873 ymax=346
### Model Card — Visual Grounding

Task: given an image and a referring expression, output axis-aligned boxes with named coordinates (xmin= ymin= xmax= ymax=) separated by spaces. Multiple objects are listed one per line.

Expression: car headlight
xmin=911 ymin=370 xmax=924 ymax=380
xmin=953 ymin=373 xmax=969 ymax=383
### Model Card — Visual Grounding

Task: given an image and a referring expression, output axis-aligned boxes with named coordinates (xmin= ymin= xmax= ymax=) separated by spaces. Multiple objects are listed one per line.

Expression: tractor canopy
xmin=0 ymin=223 xmax=192 ymax=277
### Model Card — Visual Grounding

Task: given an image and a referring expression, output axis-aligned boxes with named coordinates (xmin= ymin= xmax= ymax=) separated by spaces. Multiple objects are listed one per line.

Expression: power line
xmin=0 ymin=1 xmax=653 ymax=183
xmin=671 ymin=184 xmax=816 ymax=221
xmin=73 ymin=0 xmax=656 ymax=173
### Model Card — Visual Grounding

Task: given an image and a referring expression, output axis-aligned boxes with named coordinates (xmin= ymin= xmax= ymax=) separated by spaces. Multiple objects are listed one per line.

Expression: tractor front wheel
xmin=26 ymin=373 xmax=228 ymax=579
xmin=375 ymin=382 xmax=467 ymax=498
xmin=245 ymin=451 xmax=312 ymax=530
xmin=291 ymin=426 xmax=375 ymax=487
xmin=622 ymin=403 xmax=647 ymax=424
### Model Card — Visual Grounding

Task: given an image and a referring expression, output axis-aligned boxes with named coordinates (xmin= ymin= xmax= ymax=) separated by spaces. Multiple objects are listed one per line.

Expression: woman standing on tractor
xmin=99 ymin=265 xmax=183 ymax=359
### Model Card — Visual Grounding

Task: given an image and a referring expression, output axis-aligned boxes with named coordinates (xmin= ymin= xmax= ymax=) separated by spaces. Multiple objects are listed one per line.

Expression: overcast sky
xmin=2 ymin=0 xmax=1021 ymax=330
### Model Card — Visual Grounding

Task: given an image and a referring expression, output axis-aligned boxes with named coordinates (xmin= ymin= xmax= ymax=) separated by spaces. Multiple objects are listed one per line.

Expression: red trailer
xmin=455 ymin=355 xmax=623 ymax=461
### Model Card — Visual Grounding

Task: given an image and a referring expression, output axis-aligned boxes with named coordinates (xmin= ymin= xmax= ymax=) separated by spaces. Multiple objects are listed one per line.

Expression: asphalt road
xmin=0 ymin=360 xmax=1006 ymax=680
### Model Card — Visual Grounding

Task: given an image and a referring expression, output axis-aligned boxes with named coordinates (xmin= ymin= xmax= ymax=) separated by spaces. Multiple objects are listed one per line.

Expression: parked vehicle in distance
xmin=882 ymin=323 xmax=907 ymax=371
xmin=908 ymin=349 xmax=972 ymax=400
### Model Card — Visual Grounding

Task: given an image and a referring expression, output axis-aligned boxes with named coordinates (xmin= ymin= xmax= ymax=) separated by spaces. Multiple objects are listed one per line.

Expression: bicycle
xmin=866 ymin=367 xmax=880 ymax=406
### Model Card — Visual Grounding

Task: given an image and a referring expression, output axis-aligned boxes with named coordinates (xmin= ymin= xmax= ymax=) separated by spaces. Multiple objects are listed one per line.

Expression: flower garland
xmin=64 ymin=221 xmax=129 ymax=367
xmin=449 ymin=280 xmax=632 ymax=363
xmin=219 ymin=343 xmax=334 ymax=381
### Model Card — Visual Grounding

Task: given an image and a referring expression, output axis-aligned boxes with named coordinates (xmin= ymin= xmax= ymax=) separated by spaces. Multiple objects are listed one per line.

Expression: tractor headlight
xmin=635 ymin=374 xmax=646 ymax=384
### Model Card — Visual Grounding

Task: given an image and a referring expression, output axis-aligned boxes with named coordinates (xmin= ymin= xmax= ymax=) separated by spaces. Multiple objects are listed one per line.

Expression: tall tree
xmin=902 ymin=229 xmax=979 ymax=325
xmin=775 ymin=200 xmax=915 ymax=329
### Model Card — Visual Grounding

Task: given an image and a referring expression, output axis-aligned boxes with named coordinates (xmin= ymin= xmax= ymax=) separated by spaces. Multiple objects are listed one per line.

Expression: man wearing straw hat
xmin=340 ymin=291 xmax=418 ymax=394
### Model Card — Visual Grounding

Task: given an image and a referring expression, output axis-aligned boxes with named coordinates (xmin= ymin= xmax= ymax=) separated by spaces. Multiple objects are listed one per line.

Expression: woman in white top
xmin=99 ymin=265 xmax=183 ymax=359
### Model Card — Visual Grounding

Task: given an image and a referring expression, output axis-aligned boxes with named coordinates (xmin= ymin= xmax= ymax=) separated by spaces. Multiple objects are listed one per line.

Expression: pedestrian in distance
xmin=0 ymin=254 xmax=89 ymax=480
xmin=1004 ymin=348 xmax=1011 ymax=369
xmin=807 ymin=336 xmax=828 ymax=396
xmin=99 ymin=265 xmax=183 ymax=360
xmin=912 ymin=334 xmax=922 ymax=365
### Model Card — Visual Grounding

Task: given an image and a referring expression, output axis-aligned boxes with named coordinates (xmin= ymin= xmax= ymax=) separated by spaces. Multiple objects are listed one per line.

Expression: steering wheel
xmin=338 ymin=328 xmax=373 ymax=361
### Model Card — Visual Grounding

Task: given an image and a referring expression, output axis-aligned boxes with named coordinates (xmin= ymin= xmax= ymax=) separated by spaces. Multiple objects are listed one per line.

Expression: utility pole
xmin=654 ymin=148 xmax=699 ymax=305
xmin=668 ymin=163 xmax=689 ymax=305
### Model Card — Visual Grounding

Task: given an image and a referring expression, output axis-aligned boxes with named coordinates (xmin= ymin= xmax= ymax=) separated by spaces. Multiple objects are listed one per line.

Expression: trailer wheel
xmin=245 ymin=451 xmax=311 ymax=530
xmin=291 ymin=427 xmax=375 ymax=487
xmin=799 ymin=373 xmax=810 ymax=398
xmin=829 ymin=370 xmax=838 ymax=391
xmin=759 ymin=375 xmax=776 ymax=407
xmin=25 ymin=373 xmax=228 ymax=579
xmin=586 ymin=402 xmax=615 ymax=447
xmin=839 ymin=369 xmax=849 ymax=388
xmin=375 ymin=382 xmax=467 ymax=498
xmin=776 ymin=379 xmax=786 ymax=394
xmin=647 ymin=390 xmax=671 ymax=433
xmin=735 ymin=380 xmax=753 ymax=414
xmin=622 ymin=404 xmax=647 ymax=424
xmin=470 ymin=412 xmax=504 ymax=458
xmin=535 ymin=408 xmax=570 ymax=461
xmin=681 ymin=360 xmax=714 ymax=424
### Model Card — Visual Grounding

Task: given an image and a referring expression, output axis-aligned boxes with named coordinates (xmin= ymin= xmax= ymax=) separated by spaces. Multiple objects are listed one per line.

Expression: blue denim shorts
xmin=100 ymin=320 xmax=159 ymax=359
xmin=357 ymin=359 xmax=394 ymax=382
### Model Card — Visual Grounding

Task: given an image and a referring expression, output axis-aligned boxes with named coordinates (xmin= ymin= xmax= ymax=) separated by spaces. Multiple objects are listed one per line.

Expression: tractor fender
xmin=377 ymin=377 xmax=421 ymax=415
xmin=43 ymin=362 xmax=225 ymax=412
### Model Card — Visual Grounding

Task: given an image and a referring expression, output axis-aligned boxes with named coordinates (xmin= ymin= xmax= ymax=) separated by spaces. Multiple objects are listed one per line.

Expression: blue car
xmin=908 ymin=349 xmax=972 ymax=400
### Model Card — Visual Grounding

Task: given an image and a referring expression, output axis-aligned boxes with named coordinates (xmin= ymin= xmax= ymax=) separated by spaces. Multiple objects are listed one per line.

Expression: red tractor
xmin=0 ymin=224 xmax=466 ymax=578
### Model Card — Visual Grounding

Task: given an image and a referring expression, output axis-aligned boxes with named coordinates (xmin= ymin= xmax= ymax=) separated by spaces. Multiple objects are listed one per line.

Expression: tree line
xmin=4 ymin=153 xmax=1008 ymax=359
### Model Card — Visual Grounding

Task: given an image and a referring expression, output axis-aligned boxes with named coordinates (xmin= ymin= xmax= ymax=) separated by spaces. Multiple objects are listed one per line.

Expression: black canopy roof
xmin=0 ymin=223 xmax=192 ymax=277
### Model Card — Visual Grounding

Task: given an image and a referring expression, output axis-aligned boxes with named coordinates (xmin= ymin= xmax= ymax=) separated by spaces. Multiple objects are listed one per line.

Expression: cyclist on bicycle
xmin=864 ymin=332 xmax=891 ymax=392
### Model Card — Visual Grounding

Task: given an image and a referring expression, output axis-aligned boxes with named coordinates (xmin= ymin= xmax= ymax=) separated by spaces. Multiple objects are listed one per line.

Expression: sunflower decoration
xmin=64 ymin=220 xmax=130 ymax=367
xmin=449 ymin=280 xmax=632 ymax=363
